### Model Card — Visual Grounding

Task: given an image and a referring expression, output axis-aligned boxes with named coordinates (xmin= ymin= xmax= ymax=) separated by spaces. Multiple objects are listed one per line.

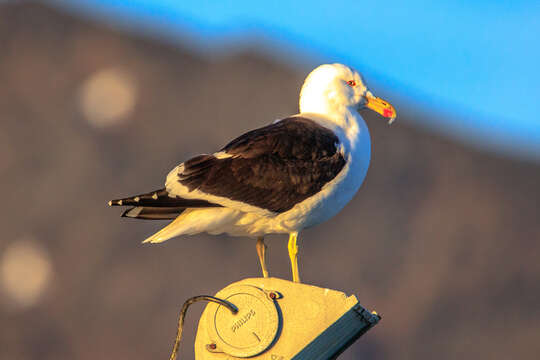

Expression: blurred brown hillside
xmin=1 ymin=3 xmax=539 ymax=360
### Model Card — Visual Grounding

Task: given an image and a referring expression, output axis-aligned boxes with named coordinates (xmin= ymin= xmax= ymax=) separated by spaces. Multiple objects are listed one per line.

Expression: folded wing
xmin=166 ymin=117 xmax=347 ymax=214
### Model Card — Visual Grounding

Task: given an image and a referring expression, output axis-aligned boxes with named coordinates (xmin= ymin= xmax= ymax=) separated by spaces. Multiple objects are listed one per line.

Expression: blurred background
xmin=1 ymin=1 xmax=539 ymax=359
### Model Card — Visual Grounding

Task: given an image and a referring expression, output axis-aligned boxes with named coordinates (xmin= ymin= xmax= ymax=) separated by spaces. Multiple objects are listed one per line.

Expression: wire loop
xmin=169 ymin=295 xmax=238 ymax=360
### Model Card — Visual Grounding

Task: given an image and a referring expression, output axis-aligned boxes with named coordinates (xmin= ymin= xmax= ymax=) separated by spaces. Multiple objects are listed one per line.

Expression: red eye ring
xmin=347 ymin=80 xmax=356 ymax=87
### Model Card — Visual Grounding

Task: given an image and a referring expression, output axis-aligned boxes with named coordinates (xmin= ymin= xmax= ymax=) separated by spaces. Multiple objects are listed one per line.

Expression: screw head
xmin=269 ymin=292 xmax=277 ymax=299
xmin=208 ymin=343 xmax=217 ymax=350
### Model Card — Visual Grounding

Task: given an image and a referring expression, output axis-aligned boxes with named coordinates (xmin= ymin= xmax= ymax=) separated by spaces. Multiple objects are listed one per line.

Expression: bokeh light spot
xmin=79 ymin=67 xmax=137 ymax=128
xmin=1 ymin=238 xmax=53 ymax=309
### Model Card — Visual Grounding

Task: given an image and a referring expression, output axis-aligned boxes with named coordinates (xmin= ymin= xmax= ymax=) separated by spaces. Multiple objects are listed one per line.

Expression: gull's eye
xmin=346 ymin=80 xmax=356 ymax=87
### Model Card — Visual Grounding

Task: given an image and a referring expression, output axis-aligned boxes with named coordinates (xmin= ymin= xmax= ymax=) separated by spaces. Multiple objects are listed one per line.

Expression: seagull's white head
xmin=299 ymin=63 xmax=396 ymax=124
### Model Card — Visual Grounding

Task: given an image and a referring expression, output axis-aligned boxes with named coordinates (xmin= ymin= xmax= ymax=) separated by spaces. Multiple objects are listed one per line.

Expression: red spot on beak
xmin=383 ymin=108 xmax=393 ymax=118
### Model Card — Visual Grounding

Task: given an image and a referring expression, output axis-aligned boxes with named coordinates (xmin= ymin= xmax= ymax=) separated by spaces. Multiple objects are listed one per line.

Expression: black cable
xmin=169 ymin=295 xmax=238 ymax=360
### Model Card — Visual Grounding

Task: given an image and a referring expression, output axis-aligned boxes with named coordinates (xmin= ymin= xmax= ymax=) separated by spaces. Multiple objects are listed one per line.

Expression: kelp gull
xmin=109 ymin=63 xmax=396 ymax=282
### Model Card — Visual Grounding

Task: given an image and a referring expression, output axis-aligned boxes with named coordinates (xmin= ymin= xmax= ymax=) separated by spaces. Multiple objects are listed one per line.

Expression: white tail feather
xmin=142 ymin=208 xmax=243 ymax=243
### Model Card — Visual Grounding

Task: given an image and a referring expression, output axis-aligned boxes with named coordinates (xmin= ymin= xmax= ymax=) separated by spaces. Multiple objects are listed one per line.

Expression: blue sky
xmin=54 ymin=0 xmax=540 ymax=161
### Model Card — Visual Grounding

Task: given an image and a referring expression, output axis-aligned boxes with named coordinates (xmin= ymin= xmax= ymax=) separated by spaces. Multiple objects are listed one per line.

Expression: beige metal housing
xmin=195 ymin=277 xmax=379 ymax=360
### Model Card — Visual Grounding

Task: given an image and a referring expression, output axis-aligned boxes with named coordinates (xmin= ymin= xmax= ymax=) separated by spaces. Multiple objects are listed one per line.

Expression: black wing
xmin=172 ymin=117 xmax=347 ymax=213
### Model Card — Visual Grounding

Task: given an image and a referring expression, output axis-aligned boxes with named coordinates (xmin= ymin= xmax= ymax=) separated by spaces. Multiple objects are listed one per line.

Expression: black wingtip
xmin=109 ymin=188 xmax=222 ymax=208
xmin=109 ymin=199 xmax=125 ymax=206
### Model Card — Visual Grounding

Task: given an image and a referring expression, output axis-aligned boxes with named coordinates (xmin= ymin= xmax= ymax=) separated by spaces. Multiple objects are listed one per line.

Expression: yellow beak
xmin=365 ymin=94 xmax=396 ymax=124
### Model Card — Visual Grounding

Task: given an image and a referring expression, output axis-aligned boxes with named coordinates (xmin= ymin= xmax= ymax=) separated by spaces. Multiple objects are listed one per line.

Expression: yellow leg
xmin=256 ymin=237 xmax=269 ymax=278
xmin=288 ymin=232 xmax=301 ymax=283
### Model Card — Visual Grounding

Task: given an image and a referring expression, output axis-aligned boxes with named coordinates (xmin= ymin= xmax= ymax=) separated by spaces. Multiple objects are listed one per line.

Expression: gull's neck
xmin=299 ymin=101 xmax=362 ymax=146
